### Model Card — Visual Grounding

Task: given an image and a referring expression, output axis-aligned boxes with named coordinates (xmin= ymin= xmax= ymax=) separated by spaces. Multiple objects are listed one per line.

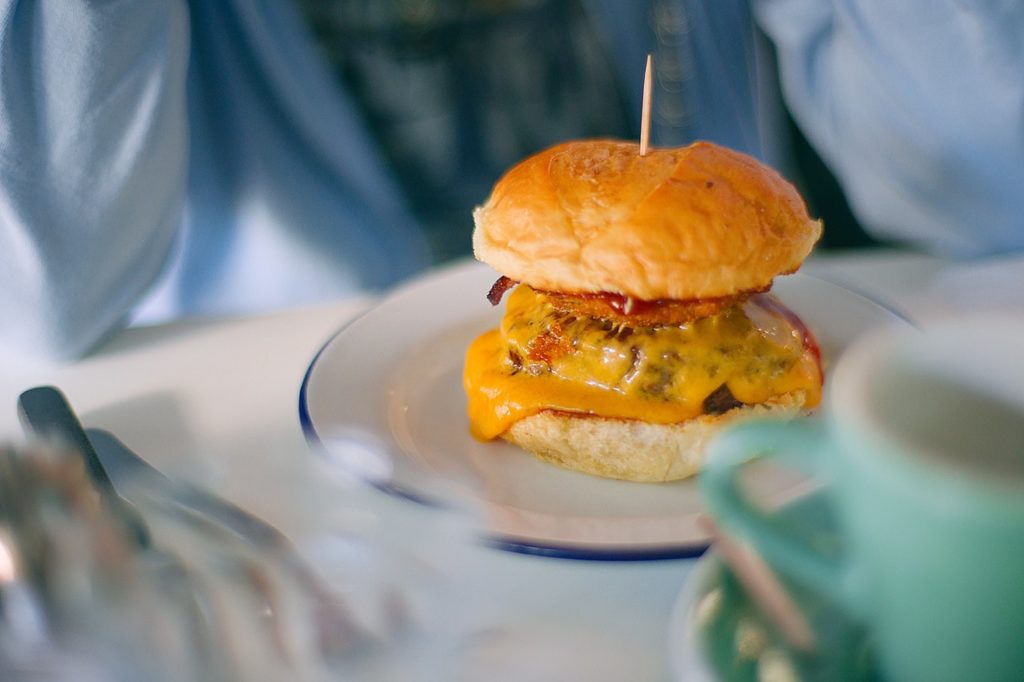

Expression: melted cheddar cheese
xmin=464 ymin=286 xmax=821 ymax=440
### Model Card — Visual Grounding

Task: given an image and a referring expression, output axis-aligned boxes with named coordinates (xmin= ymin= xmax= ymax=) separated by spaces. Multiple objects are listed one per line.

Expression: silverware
xmin=17 ymin=386 xmax=152 ymax=548
xmin=17 ymin=385 xmax=377 ymax=661
xmin=17 ymin=387 xmax=230 ymax=678
xmin=85 ymin=428 xmax=373 ymax=656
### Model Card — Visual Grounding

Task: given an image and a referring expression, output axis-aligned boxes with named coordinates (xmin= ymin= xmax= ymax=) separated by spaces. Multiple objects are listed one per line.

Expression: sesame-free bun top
xmin=473 ymin=140 xmax=822 ymax=300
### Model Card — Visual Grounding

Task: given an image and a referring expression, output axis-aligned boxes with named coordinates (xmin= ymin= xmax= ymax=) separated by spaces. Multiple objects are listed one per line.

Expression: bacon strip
xmin=539 ymin=287 xmax=767 ymax=327
xmin=486 ymin=276 xmax=518 ymax=306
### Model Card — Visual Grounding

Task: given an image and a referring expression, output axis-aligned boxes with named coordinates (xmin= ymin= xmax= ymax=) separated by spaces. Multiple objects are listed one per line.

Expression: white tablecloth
xmin=0 ymin=249 xmax=973 ymax=680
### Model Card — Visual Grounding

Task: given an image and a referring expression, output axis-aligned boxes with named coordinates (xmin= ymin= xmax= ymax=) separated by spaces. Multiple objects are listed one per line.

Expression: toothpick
xmin=639 ymin=54 xmax=653 ymax=156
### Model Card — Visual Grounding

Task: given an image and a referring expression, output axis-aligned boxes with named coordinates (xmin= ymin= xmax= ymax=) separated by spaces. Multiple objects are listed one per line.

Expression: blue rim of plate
xmin=298 ymin=269 xmax=913 ymax=563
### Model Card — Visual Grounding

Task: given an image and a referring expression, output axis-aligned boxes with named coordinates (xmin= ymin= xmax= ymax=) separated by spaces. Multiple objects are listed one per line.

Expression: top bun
xmin=473 ymin=140 xmax=822 ymax=300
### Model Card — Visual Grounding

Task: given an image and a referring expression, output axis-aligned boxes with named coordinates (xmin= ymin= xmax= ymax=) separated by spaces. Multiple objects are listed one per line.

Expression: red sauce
xmin=574 ymin=289 xmax=749 ymax=316
xmin=750 ymin=293 xmax=824 ymax=382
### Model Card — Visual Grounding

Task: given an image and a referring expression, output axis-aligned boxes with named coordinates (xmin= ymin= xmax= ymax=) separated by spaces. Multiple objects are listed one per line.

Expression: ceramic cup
xmin=701 ymin=316 xmax=1024 ymax=682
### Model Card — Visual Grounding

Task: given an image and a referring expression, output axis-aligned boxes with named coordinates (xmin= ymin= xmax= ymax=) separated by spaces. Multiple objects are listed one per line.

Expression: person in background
xmin=1 ymin=1 xmax=1021 ymax=360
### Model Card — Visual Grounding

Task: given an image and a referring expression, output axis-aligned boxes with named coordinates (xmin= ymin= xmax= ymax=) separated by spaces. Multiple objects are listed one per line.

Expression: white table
xmin=0 ymin=250 xmax=951 ymax=680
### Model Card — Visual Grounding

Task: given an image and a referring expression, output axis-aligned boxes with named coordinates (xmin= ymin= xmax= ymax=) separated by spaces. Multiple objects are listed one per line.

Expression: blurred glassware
xmin=0 ymin=434 xmax=480 ymax=681
xmin=0 ymin=443 xmax=212 ymax=681
xmin=302 ymin=426 xmax=484 ymax=681
xmin=83 ymin=429 xmax=380 ymax=661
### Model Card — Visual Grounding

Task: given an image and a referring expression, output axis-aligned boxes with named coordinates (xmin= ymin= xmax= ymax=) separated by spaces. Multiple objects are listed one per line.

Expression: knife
xmin=17 ymin=386 xmax=279 ymax=551
xmin=85 ymin=428 xmax=286 ymax=551
xmin=17 ymin=386 xmax=153 ymax=548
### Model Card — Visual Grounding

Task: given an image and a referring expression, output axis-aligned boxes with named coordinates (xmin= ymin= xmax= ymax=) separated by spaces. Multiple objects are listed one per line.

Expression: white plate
xmin=299 ymin=260 xmax=909 ymax=559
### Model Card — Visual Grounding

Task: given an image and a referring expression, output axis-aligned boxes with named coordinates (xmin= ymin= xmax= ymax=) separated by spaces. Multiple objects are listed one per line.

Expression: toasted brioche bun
xmin=503 ymin=392 xmax=807 ymax=482
xmin=473 ymin=140 xmax=821 ymax=300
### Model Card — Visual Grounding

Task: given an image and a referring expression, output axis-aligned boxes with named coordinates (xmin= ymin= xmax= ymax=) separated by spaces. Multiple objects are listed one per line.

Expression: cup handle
xmin=701 ymin=419 xmax=861 ymax=616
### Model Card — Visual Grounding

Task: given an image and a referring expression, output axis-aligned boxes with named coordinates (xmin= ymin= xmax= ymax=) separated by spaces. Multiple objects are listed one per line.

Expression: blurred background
xmin=2 ymin=0 xmax=1021 ymax=358
xmin=294 ymin=0 xmax=880 ymax=262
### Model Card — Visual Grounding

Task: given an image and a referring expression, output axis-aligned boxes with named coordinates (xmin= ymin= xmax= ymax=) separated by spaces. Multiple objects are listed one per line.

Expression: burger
xmin=463 ymin=140 xmax=823 ymax=482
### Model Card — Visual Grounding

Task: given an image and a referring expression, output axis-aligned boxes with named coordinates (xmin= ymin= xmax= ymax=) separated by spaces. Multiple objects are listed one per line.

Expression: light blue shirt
xmin=0 ymin=0 xmax=431 ymax=359
xmin=756 ymin=0 xmax=1024 ymax=256
xmin=1 ymin=0 xmax=1021 ymax=359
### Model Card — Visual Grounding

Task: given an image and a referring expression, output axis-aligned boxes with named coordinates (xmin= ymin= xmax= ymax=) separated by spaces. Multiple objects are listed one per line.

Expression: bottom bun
xmin=502 ymin=393 xmax=807 ymax=482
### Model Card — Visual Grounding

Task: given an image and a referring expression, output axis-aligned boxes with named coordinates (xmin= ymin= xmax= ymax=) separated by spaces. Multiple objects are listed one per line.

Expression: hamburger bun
xmin=504 ymin=393 xmax=807 ymax=482
xmin=473 ymin=139 xmax=822 ymax=300
xmin=466 ymin=139 xmax=823 ymax=482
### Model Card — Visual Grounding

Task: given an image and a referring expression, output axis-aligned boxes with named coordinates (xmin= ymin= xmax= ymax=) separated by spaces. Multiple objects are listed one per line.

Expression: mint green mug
xmin=701 ymin=316 xmax=1024 ymax=682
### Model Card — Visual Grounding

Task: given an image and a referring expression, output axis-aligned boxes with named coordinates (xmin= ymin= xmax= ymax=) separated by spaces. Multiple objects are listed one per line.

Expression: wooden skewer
xmin=639 ymin=54 xmax=653 ymax=156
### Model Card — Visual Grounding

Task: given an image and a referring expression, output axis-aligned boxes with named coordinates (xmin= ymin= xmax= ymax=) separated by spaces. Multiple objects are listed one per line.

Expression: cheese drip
xmin=465 ymin=286 xmax=821 ymax=440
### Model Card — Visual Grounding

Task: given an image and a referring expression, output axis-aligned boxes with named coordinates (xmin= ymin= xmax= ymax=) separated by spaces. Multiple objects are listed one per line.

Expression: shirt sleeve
xmin=0 ymin=0 xmax=189 ymax=359
xmin=756 ymin=0 xmax=1024 ymax=257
